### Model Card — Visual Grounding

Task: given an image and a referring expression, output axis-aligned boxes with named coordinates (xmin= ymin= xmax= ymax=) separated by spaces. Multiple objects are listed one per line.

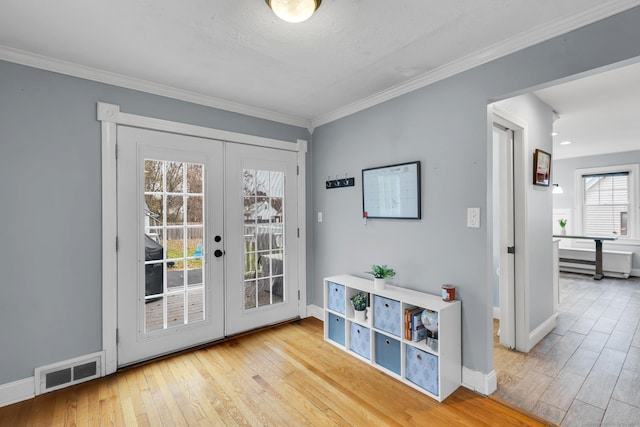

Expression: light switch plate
xmin=467 ymin=208 xmax=480 ymax=228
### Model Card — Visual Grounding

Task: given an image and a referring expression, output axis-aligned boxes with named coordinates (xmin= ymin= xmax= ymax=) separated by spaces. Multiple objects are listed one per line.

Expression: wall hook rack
xmin=326 ymin=175 xmax=355 ymax=189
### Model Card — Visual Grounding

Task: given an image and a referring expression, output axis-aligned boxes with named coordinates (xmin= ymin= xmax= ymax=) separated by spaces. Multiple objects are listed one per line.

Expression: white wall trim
xmin=99 ymin=102 xmax=305 ymax=372
xmin=100 ymin=104 xmax=118 ymax=375
xmin=306 ymin=304 xmax=324 ymax=321
xmin=0 ymin=45 xmax=309 ymax=129
xmin=491 ymin=106 xmax=531 ymax=353
xmin=0 ymin=377 xmax=34 ymax=408
xmin=3 ymin=1 xmax=639 ymax=130
xmin=97 ymin=102 xmax=303 ymax=153
xmin=527 ymin=314 xmax=558 ymax=353
xmin=297 ymin=139 xmax=308 ymax=319
xmin=461 ymin=367 xmax=497 ymax=396
xmin=573 ymin=163 xmax=640 ymax=240
xmin=311 ymin=0 xmax=640 ymax=127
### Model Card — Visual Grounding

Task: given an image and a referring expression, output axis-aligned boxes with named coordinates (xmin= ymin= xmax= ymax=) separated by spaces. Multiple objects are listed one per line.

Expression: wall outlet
xmin=467 ymin=208 xmax=480 ymax=228
xmin=318 ymin=211 xmax=323 ymax=223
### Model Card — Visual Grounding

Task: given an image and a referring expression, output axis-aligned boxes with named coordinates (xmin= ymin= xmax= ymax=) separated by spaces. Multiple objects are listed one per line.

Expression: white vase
xmin=373 ymin=278 xmax=386 ymax=290
xmin=560 ymin=227 xmax=566 ymax=235
xmin=354 ymin=309 xmax=366 ymax=322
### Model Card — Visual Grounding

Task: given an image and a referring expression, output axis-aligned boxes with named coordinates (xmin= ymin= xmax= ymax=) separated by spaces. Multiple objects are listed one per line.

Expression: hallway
xmin=493 ymin=272 xmax=640 ymax=426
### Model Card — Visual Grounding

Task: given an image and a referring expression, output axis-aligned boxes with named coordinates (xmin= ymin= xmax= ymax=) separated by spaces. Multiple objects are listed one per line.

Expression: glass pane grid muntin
xmin=143 ymin=159 xmax=205 ymax=333
xmin=242 ymin=168 xmax=285 ymax=311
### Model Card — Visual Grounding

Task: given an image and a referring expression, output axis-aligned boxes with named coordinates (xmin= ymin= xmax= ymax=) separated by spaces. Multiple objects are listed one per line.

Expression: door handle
xmin=214 ymin=235 xmax=222 ymax=242
xmin=214 ymin=249 xmax=225 ymax=258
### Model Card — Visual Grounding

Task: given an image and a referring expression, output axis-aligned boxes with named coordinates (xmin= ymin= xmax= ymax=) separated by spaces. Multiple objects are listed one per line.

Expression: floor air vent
xmin=35 ymin=351 xmax=105 ymax=395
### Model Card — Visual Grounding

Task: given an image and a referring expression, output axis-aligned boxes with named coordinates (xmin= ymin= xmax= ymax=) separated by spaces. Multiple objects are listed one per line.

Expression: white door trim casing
xmin=490 ymin=105 xmax=531 ymax=353
xmin=98 ymin=102 xmax=307 ymax=375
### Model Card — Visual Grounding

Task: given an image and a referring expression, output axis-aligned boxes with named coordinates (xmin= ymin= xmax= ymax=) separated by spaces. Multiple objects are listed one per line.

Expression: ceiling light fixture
xmin=265 ymin=0 xmax=321 ymax=23
xmin=560 ymin=140 xmax=572 ymax=145
xmin=552 ymin=184 xmax=564 ymax=194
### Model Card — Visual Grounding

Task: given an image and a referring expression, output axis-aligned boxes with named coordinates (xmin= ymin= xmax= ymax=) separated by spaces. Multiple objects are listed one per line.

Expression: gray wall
xmin=553 ymin=150 xmax=640 ymax=270
xmin=311 ymin=7 xmax=640 ymax=375
xmin=0 ymin=60 xmax=310 ymax=384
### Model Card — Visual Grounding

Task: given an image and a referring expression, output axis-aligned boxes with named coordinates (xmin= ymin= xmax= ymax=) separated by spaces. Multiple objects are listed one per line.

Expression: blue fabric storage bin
xmin=349 ymin=323 xmax=371 ymax=360
xmin=328 ymin=282 xmax=345 ymax=314
xmin=374 ymin=333 xmax=401 ymax=375
xmin=373 ymin=295 xmax=401 ymax=337
xmin=328 ymin=313 xmax=345 ymax=346
xmin=405 ymin=345 xmax=439 ymax=396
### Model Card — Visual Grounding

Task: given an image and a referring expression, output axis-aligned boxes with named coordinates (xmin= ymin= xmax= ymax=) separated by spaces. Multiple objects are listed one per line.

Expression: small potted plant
xmin=351 ymin=292 xmax=368 ymax=322
xmin=366 ymin=264 xmax=396 ymax=290
xmin=558 ymin=218 xmax=567 ymax=235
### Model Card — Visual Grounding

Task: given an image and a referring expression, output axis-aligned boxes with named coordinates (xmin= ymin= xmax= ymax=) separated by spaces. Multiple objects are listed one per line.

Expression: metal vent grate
xmin=35 ymin=351 xmax=105 ymax=395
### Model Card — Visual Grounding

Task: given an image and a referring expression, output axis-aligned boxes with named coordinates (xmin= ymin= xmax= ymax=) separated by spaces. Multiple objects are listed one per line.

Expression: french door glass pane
xmin=243 ymin=168 xmax=285 ymax=309
xmin=143 ymin=158 xmax=206 ymax=333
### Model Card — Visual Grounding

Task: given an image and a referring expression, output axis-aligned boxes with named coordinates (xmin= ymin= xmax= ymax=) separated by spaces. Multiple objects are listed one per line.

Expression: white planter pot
xmin=374 ymin=278 xmax=386 ymax=290
xmin=354 ymin=309 xmax=366 ymax=322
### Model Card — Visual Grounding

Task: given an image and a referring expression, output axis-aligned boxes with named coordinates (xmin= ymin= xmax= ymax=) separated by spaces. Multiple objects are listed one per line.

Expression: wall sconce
xmin=265 ymin=0 xmax=321 ymax=23
xmin=552 ymin=184 xmax=564 ymax=194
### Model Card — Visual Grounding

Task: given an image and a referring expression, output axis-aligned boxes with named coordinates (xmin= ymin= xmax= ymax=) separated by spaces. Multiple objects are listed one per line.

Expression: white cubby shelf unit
xmin=323 ymin=274 xmax=461 ymax=402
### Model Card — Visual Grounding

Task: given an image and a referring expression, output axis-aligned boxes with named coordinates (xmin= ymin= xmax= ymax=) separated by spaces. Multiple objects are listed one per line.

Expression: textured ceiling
xmin=535 ymin=61 xmax=640 ymax=160
xmin=0 ymin=0 xmax=639 ymax=134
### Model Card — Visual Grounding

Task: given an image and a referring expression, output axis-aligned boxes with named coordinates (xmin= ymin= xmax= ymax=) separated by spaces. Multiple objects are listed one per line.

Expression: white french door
xmin=116 ymin=126 xmax=300 ymax=366
xmin=225 ymin=143 xmax=299 ymax=335
xmin=117 ymin=126 xmax=225 ymax=366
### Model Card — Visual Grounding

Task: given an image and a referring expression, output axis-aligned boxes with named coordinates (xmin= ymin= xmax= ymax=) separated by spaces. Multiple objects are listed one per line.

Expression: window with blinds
xmin=582 ymin=172 xmax=628 ymax=236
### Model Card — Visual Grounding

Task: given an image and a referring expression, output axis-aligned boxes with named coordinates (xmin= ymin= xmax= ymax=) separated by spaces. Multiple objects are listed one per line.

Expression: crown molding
xmin=1 ymin=1 xmax=638 ymax=131
xmin=0 ymin=45 xmax=311 ymax=129
xmin=311 ymin=0 xmax=640 ymax=128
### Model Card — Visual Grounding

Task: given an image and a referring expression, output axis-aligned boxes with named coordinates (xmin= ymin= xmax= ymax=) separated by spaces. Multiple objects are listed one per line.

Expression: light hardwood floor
xmin=0 ymin=318 xmax=548 ymax=426
xmin=493 ymin=272 xmax=640 ymax=426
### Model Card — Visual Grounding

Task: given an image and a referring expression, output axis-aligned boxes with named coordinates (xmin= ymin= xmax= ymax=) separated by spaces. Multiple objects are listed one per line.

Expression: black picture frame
xmin=533 ymin=149 xmax=551 ymax=186
xmin=362 ymin=161 xmax=421 ymax=219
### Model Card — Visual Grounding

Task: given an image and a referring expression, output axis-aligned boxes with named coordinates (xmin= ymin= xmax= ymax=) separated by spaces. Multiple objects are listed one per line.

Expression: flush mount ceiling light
xmin=265 ymin=0 xmax=321 ymax=23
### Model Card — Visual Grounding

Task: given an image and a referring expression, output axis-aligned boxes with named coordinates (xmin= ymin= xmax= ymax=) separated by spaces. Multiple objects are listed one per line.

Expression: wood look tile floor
xmin=493 ymin=272 xmax=640 ymax=426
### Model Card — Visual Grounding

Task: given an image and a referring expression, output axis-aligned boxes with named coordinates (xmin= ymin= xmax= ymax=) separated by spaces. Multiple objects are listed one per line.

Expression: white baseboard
xmin=631 ymin=268 xmax=640 ymax=277
xmin=306 ymin=304 xmax=323 ymax=320
xmin=462 ymin=367 xmax=496 ymax=396
xmin=493 ymin=307 xmax=500 ymax=320
xmin=527 ymin=313 xmax=557 ymax=352
xmin=0 ymin=377 xmax=34 ymax=408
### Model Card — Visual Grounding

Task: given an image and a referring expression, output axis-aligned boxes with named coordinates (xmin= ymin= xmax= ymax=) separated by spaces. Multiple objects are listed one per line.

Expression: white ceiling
xmin=1 ymin=0 xmax=639 ymax=134
xmin=534 ymin=61 xmax=640 ymax=160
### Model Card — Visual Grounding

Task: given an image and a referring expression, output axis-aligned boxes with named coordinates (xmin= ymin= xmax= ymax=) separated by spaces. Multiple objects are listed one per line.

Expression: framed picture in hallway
xmin=533 ymin=149 xmax=551 ymax=186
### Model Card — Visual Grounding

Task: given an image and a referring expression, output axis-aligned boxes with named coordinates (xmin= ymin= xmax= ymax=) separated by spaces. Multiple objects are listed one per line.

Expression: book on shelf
xmin=404 ymin=307 xmax=426 ymax=341
xmin=410 ymin=309 xmax=427 ymax=342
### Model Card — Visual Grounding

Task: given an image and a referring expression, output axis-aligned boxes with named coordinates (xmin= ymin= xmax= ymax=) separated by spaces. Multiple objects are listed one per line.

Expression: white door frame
xmin=98 ymin=102 xmax=307 ymax=375
xmin=492 ymin=123 xmax=516 ymax=349
xmin=489 ymin=105 xmax=530 ymax=353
